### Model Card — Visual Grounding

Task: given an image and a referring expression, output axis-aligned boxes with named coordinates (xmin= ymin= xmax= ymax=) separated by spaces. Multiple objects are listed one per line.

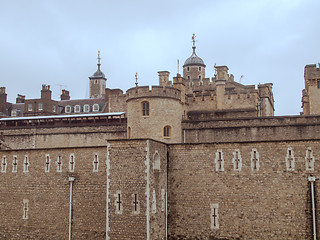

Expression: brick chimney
xmin=61 ymin=89 xmax=70 ymax=100
xmin=0 ymin=87 xmax=7 ymax=114
xmin=16 ymin=94 xmax=25 ymax=103
xmin=41 ymin=84 xmax=52 ymax=100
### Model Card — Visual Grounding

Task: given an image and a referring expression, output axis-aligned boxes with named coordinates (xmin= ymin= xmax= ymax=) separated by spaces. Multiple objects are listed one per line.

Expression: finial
xmin=135 ymin=72 xmax=138 ymax=87
xmin=177 ymin=59 xmax=179 ymax=74
xmin=192 ymin=33 xmax=197 ymax=53
xmin=97 ymin=51 xmax=101 ymax=70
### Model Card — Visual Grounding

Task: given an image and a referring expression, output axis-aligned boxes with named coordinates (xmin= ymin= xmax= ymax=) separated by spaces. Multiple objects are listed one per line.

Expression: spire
xmin=97 ymin=50 xmax=101 ymax=71
xmin=192 ymin=33 xmax=197 ymax=54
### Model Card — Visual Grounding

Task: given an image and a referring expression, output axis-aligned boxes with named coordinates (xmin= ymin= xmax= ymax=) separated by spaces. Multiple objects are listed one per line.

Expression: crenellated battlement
xmin=126 ymin=85 xmax=181 ymax=101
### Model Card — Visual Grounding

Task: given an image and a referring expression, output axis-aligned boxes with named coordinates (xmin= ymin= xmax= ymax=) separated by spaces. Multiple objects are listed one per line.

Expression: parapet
xmin=305 ymin=64 xmax=320 ymax=79
xmin=126 ymin=85 xmax=181 ymax=102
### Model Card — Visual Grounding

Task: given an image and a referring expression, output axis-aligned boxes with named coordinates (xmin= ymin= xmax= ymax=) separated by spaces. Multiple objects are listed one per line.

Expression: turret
xmin=302 ymin=64 xmax=320 ymax=115
xmin=89 ymin=51 xmax=107 ymax=98
xmin=215 ymin=66 xmax=228 ymax=110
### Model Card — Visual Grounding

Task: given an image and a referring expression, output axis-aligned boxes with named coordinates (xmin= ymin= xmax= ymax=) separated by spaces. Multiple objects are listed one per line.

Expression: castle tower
xmin=183 ymin=34 xmax=206 ymax=81
xmin=301 ymin=64 xmax=320 ymax=115
xmin=89 ymin=51 xmax=107 ymax=98
xmin=126 ymin=86 xmax=183 ymax=143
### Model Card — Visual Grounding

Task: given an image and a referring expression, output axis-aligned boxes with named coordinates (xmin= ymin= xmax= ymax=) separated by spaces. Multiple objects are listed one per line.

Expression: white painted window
xmin=69 ymin=154 xmax=75 ymax=172
xmin=153 ymin=151 xmax=160 ymax=170
xmin=132 ymin=193 xmax=140 ymax=214
xmin=215 ymin=149 xmax=224 ymax=172
xmin=251 ymin=149 xmax=260 ymax=171
xmin=65 ymin=105 xmax=71 ymax=113
xmin=45 ymin=154 xmax=50 ymax=173
xmin=84 ymin=104 xmax=90 ymax=112
xmin=210 ymin=203 xmax=219 ymax=229
xmin=38 ymin=103 xmax=43 ymax=111
xmin=74 ymin=105 xmax=81 ymax=113
xmin=152 ymin=189 xmax=157 ymax=214
xmin=53 ymin=105 xmax=56 ymax=112
xmin=93 ymin=153 xmax=99 ymax=172
xmin=11 ymin=109 xmax=17 ymax=117
xmin=305 ymin=147 xmax=315 ymax=171
xmin=93 ymin=104 xmax=99 ymax=112
xmin=232 ymin=149 xmax=242 ymax=171
xmin=23 ymin=199 xmax=29 ymax=220
xmin=115 ymin=191 xmax=122 ymax=214
xmin=12 ymin=155 xmax=18 ymax=173
xmin=28 ymin=104 xmax=32 ymax=112
xmin=23 ymin=155 xmax=29 ymax=173
xmin=1 ymin=156 xmax=7 ymax=173
xmin=285 ymin=147 xmax=295 ymax=171
xmin=56 ymin=156 xmax=63 ymax=172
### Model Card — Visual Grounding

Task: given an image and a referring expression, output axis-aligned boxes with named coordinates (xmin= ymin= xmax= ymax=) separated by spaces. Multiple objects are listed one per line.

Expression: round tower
xmin=126 ymin=86 xmax=183 ymax=143
xmin=183 ymin=34 xmax=206 ymax=81
xmin=89 ymin=51 xmax=107 ymax=98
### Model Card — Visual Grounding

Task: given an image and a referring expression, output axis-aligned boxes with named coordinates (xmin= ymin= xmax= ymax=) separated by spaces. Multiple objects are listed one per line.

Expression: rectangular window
xmin=53 ymin=105 xmax=56 ymax=112
xmin=45 ymin=154 xmax=50 ymax=173
xmin=1 ymin=156 xmax=7 ymax=173
xmin=23 ymin=155 xmax=29 ymax=173
xmin=93 ymin=154 xmax=99 ymax=172
xmin=12 ymin=155 xmax=18 ymax=173
xmin=38 ymin=103 xmax=43 ymax=111
xmin=142 ymin=101 xmax=149 ymax=116
xmin=69 ymin=154 xmax=75 ymax=172
xmin=23 ymin=199 xmax=29 ymax=220
xmin=56 ymin=156 xmax=62 ymax=172
xmin=28 ymin=104 xmax=32 ymax=112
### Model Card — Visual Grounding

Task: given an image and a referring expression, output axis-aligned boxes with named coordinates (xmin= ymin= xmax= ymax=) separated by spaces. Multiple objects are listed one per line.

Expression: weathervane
xmin=192 ymin=33 xmax=197 ymax=47
xmin=97 ymin=51 xmax=102 ymax=70
xmin=135 ymin=72 xmax=138 ymax=87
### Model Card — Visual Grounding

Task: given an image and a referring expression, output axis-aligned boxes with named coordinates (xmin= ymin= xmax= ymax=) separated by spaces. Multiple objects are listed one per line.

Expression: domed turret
xmin=183 ymin=34 xmax=206 ymax=81
xmin=89 ymin=51 xmax=107 ymax=98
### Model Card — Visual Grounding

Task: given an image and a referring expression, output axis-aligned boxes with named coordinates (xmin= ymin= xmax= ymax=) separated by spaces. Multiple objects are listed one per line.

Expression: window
xmin=199 ymin=67 xmax=202 ymax=71
xmin=210 ymin=203 xmax=219 ymax=229
xmin=251 ymin=148 xmax=260 ymax=171
xmin=65 ymin=105 xmax=71 ymax=113
xmin=38 ymin=103 xmax=43 ymax=111
xmin=12 ymin=155 xmax=18 ymax=173
xmin=232 ymin=149 xmax=242 ymax=171
xmin=305 ymin=147 xmax=314 ymax=171
xmin=215 ymin=150 xmax=224 ymax=172
xmin=93 ymin=104 xmax=99 ymax=112
xmin=53 ymin=105 xmax=56 ymax=112
xmin=141 ymin=101 xmax=149 ymax=116
xmin=93 ymin=154 xmax=99 ymax=172
xmin=199 ymin=75 xmax=201 ymax=80
xmin=69 ymin=154 xmax=75 ymax=172
xmin=28 ymin=104 xmax=32 ymax=112
xmin=153 ymin=151 xmax=160 ymax=170
xmin=187 ymin=76 xmax=190 ymax=80
xmin=23 ymin=155 xmax=29 ymax=173
xmin=285 ymin=147 xmax=294 ymax=171
xmin=115 ymin=191 xmax=122 ymax=214
xmin=74 ymin=105 xmax=81 ymax=113
xmin=45 ymin=154 xmax=50 ymax=173
xmin=163 ymin=126 xmax=171 ymax=138
xmin=132 ymin=193 xmax=140 ymax=214
xmin=1 ymin=156 xmax=7 ymax=173
xmin=84 ymin=104 xmax=90 ymax=112
xmin=187 ymin=67 xmax=190 ymax=71
xmin=11 ymin=110 xmax=17 ymax=117
xmin=23 ymin=199 xmax=29 ymax=220
xmin=56 ymin=156 xmax=62 ymax=172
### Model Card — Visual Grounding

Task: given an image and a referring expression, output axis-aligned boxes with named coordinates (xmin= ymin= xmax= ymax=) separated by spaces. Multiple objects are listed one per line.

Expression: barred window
xmin=163 ymin=126 xmax=171 ymax=138
xmin=142 ymin=101 xmax=149 ymax=116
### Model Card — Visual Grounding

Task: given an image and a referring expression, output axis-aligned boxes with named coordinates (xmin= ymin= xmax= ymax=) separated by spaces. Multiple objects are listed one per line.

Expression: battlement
xmin=305 ymin=64 xmax=320 ymax=80
xmin=126 ymin=85 xmax=181 ymax=101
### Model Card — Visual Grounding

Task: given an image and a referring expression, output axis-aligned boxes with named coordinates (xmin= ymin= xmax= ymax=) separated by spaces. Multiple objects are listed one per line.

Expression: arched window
xmin=65 ymin=105 xmax=71 ymax=113
xmin=199 ymin=67 xmax=202 ymax=71
xmin=74 ymin=105 xmax=81 ymax=113
xmin=93 ymin=104 xmax=99 ymax=112
xmin=163 ymin=125 xmax=171 ymax=138
xmin=141 ymin=101 xmax=150 ymax=116
xmin=153 ymin=152 xmax=160 ymax=170
xmin=187 ymin=67 xmax=190 ymax=71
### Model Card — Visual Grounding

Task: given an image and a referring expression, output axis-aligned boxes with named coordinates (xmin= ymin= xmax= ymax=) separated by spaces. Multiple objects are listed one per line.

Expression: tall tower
xmin=183 ymin=34 xmax=206 ymax=81
xmin=89 ymin=51 xmax=107 ymax=98
xmin=302 ymin=64 xmax=320 ymax=115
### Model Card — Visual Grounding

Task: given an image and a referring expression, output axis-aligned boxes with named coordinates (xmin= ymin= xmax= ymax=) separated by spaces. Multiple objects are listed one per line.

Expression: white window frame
xmin=38 ymin=102 xmax=43 ymax=111
xmin=93 ymin=153 xmax=99 ymax=172
xmin=69 ymin=154 xmax=75 ymax=172
xmin=53 ymin=105 xmax=56 ymax=112
xmin=12 ymin=155 xmax=18 ymax=173
xmin=93 ymin=104 xmax=99 ymax=112
xmin=23 ymin=155 xmax=29 ymax=173
xmin=11 ymin=109 xmax=17 ymax=117
xmin=84 ymin=104 xmax=90 ymax=112
xmin=45 ymin=154 xmax=51 ymax=173
xmin=65 ymin=105 xmax=71 ymax=113
xmin=1 ymin=156 xmax=7 ymax=173
xmin=74 ymin=105 xmax=81 ymax=113
xmin=28 ymin=104 xmax=32 ymax=112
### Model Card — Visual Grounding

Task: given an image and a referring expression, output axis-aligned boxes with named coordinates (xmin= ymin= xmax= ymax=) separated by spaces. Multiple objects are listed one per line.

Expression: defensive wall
xmin=182 ymin=115 xmax=320 ymax=143
xmin=0 ymin=139 xmax=168 ymax=240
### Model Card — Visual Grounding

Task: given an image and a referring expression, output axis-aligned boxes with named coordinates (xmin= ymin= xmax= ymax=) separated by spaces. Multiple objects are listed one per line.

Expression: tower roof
xmin=183 ymin=34 xmax=206 ymax=68
xmin=90 ymin=51 xmax=106 ymax=79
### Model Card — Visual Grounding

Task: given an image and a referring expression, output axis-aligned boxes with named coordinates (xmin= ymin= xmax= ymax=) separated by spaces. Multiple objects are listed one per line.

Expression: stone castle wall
xmin=168 ymin=140 xmax=318 ymax=239
xmin=0 ymin=139 xmax=167 ymax=240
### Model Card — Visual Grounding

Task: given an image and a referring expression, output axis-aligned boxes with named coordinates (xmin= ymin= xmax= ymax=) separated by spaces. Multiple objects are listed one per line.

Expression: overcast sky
xmin=1 ymin=0 xmax=319 ymax=115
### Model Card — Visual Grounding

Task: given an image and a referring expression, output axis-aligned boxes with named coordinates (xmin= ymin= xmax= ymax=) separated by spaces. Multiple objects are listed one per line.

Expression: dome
xmin=183 ymin=46 xmax=206 ymax=67
xmin=91 ymin=68 xmax=106 ymax=79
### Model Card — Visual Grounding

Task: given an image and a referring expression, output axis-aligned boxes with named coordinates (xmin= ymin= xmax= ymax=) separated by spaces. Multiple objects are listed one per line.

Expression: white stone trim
xmin=145 ymin=140 xmax=150 ymax=240
xmin=251 ymin=148 xmax=260 ymax=171
xmin=210 ymin=203 xmax=219 ymax=229
xmin=132 ymin=193 xmax=140 ymax=214
xmin=232 ymin=149 xmax=242 ymax=171
xmin=152 ymin=189 xmax=157 ymax=214
xmin=93 ymin=153 xmax=99 ymax=172
xmin=215 ymin=149 xmax=224 ymax=172
xmin=285 ymin=147 xmax=295 ymax=171
xmin=45 ymin=154 xmax=51 ymax=173
xmin=153 ymin=151 xmax=160 ymax=171
xmin=69 ymin=154 xmax=75 ymax=172
xmin=305 ymin=147 xmax=315 ymax=171
xmin=1 ymin=155 xmax=7 ymax=173
xmin=56 ymin=155 xmax=63 ymax=172
xmin=114 ymin=190 xmax=123 ymax=214
xmin=23 ymin=199 xmax=29 ymax=220
xmin=12 ymin=155 xmax=18 ymax=173
xmin=23 ymin=155 xmax=29 ymax=173
xmin=161 ymin=189 xmax=166 ymax=212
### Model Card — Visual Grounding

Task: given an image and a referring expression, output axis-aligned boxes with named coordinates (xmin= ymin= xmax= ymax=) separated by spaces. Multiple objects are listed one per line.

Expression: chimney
xmin=0 ymin=87 xmax=7 ymax=114
xmin=41 ymin=84 xmax=52 ymax=100
xmin=16 ymin=94 xmax=25 ymax=103
xmin=61 ymin=89 xmax=70 ymax=100
xmin=158 ymin=71 xmax=170 ymax=87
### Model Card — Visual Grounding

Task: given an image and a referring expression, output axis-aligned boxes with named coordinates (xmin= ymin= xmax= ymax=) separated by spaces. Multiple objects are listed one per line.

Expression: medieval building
xmin=0 ymin=36 xmax=320 ymax=239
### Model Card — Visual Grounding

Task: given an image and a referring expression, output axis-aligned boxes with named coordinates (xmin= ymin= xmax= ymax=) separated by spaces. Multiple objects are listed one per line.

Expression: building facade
xmin=0 ymin=37 xmax=320 ymax=239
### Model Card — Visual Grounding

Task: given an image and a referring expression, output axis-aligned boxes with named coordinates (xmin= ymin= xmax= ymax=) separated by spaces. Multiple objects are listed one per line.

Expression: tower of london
xmin=0 ymin=36 xmax=320 ymax=239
